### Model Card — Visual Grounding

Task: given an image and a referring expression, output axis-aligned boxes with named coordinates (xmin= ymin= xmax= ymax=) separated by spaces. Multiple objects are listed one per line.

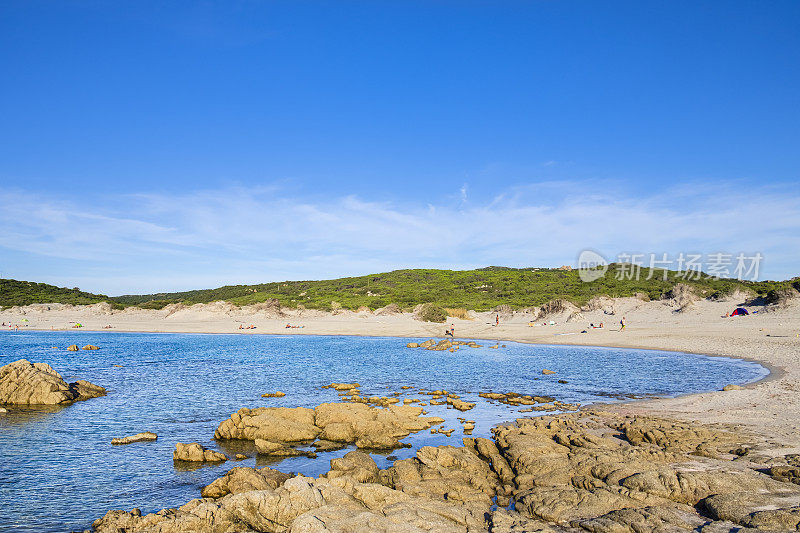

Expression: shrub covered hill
xmin=0 ymin=279 xmax=109 ymax=308
xmin=4 ymin=265 xmax=792 ymax=312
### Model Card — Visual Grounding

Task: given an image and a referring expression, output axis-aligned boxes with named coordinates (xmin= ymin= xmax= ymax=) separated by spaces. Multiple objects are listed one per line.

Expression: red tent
xmin=730 ymin=307 xmax=749 ymax=316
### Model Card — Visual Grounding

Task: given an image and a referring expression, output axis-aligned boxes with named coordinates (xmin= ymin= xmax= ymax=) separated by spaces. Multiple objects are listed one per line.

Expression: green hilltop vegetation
xmin=0 ymin=279 xmax=109 ymax=308
xmin=2 ymin=267 xmax=795 ymax=312
xmin=112 ymin=266 xmax=792 ymax=311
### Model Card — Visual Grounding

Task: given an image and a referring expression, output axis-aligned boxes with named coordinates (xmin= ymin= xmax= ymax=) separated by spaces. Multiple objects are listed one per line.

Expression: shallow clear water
xmin=0 ymin=331 xmax=767 ymax=532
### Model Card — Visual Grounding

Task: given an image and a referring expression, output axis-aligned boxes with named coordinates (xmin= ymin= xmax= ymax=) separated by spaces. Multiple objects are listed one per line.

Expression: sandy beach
xmin=4 ymin=294 xmax=799 ymax=451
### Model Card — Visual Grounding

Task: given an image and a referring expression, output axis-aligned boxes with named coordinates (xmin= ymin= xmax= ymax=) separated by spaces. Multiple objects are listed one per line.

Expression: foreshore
xmin=4 ymin=294 xmax=799 ymax=451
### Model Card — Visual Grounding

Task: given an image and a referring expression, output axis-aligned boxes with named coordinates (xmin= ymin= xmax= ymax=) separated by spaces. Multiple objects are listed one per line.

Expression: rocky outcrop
xmin=201 ymin=466 xmax=291 ymax=498
xmin=92 ymin=411 xmax=800 ymax=532
xmin=0 ymin=359 xmax=106 ymax=405
xmin=82 ymin=345 xmax=100 ymax=350
xmin=173 ymin=442 xmax=227 ymax=463
xmin=111 ymin=432 xmax=157 ymax=445
xmin=215 ymin=402 xmax=444 ymax=452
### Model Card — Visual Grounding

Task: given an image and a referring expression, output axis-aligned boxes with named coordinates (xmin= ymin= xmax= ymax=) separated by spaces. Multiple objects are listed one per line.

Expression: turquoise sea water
xmin=0 ymin=331 xmax=768 ymax=532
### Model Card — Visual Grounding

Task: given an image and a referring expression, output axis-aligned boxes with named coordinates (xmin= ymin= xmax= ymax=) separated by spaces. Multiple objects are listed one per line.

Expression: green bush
xmin=136 ymin=300 xmax=174 ymax=310
xmin=417 ymin=303 xmax=447 ymax=323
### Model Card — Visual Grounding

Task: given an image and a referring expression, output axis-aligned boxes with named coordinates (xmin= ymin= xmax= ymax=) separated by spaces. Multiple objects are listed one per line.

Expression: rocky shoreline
xmin=87 ymin=404 xmax=800 ymax=532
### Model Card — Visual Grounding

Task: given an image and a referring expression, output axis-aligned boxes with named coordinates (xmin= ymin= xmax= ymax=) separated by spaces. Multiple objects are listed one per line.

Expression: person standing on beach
xmin=450 ymin=324 xmax=455 ymax=337
xmin=496 ymin=314 xmax=499 ymax=327
xmin=620 ymin=317 xmax=626 ymax=331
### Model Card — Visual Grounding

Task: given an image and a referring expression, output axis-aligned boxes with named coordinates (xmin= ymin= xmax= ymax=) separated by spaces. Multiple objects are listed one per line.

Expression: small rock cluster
xmin=173 ymin=442 xmax=227 ymax=463
xmin=407 ymin=339 xmax=483 ymax=352
xmin=479 ymin=390 xmax=580 ymax=411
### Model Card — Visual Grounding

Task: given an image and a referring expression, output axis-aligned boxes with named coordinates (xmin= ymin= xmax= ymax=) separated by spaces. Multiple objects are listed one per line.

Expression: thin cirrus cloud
xmin=0 ymin=182 xmax=798 ymax=295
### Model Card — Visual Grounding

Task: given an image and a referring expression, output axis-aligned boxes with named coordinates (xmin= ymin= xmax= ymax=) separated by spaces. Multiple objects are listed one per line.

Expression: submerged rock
xmin=111 ymin=432 xmax=157 ymax=445
xmin=0 ymin=359 xmax=106 ymax=405
xmin=261 ymin=391 xmax=286 ymax=398
xmin=173 ymin=442 xmax=227 ymax=463
xmin=323 ymin=382 xmax=361 ymax=391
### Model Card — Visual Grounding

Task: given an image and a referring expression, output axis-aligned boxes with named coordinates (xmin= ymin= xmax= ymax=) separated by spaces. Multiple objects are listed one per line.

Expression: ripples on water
xmin=0 ymin=331 xmax=768 ymax=532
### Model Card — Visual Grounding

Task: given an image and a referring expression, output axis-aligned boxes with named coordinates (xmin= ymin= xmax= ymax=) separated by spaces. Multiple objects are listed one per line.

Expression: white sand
xmin=3 ymin=295 xmax=799 ymax=448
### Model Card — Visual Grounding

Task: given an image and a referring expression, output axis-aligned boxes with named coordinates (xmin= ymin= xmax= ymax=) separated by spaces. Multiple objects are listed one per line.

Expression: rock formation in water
xmin=0 ymin=359 xmax=106 ymax=405
xmin=91 ymin=410 xmax=800 ymax=532
xmin=111 ymin=432 xmax=158 ymax=445
xmin=173 ymin=442 xmax=227 ymax=463
xmin=214 ymin=402 xmax=445 ymax=451
xmin=200 ymin=466 xmax=292 ymax=499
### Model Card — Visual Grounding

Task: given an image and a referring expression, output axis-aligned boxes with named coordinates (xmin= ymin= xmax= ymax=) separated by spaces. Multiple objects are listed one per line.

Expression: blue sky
xmin=1 ymin=1 xmax=798 ymax=295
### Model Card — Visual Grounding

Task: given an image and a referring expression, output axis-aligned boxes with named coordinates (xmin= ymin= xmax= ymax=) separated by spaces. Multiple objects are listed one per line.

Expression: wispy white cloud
xmin=0 ymin=181 xmax=798 ymax=294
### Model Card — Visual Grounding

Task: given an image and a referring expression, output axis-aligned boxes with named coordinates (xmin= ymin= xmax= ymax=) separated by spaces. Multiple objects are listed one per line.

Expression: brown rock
xmin=446 ymin=397 xmax=476 ymax=411
xmin=111 ymin=432 xmax=157 ymax=445
xmin=200 ymin=466 xmax=291 ymax=498
xmin=173 ymin=442 xmax=227 ymax=462
xmin=0 ymin=359 xmax=106 ymax=405
xmin=326 ymin=450 xmax=380 ymax=483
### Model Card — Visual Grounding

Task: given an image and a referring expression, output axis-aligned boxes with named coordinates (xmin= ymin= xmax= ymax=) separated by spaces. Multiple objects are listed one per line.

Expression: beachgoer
xmin=496 ymin=314 xmax=499 ymax=326
xmin=620 ymin=317 xmax=626 ymax=331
